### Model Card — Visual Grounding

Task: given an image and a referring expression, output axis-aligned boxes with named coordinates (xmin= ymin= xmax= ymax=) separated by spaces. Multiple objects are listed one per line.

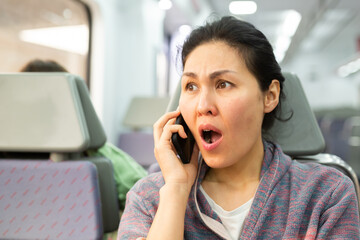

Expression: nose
xmin=197 ymin=89 xmax=218 ymax=116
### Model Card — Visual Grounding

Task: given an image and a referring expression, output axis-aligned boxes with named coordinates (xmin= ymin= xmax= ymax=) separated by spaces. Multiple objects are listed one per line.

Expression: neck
xmin=201 ymin=139 xmax=264 ymax=210
xmin=204 ymin=138 xmax=264 ymax=187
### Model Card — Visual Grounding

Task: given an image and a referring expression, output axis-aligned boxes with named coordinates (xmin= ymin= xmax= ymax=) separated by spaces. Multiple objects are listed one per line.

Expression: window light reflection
xmin=19 ymin=25 xmax=89 ymax=55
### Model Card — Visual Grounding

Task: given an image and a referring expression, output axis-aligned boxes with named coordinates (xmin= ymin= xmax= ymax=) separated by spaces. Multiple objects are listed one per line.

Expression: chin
xmin=202 ymin=155 xmax=234 ymax=169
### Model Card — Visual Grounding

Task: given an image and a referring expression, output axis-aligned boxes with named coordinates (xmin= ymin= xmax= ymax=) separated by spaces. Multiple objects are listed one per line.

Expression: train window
xmin=0 ymin=0 xmax=90 ymax=82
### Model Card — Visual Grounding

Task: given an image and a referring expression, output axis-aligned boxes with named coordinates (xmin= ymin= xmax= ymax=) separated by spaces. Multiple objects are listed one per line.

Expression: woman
xmin=118 ymin=16 xmax=360 ymax=239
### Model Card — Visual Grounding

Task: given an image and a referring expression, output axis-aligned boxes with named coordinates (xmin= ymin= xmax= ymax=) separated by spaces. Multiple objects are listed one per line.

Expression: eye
xmin=185 ymin=82 xmax=198 ymax=91
xmin=216 ymin=80 xmax=232 ymax=89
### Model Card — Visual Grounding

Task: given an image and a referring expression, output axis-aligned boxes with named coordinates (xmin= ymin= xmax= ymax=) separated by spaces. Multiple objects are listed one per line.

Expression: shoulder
xmin=288 ymin=161 xmax=360 ymax=238
xmin=277 ymin=159 xmax=358 ymax=224
xmin=289 ymin=160 xmax=355 ymax=194
xmin=264 ymin=141 xmax=355 ymax=193
xmin=122 ymin=172 xmax=164 ymax=218
xmin=291 ymin=160 xmax=344 ymax=178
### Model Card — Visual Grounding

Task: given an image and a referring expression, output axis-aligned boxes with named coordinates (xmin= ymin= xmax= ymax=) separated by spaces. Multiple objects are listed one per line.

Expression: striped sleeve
xmin=316 ymin=175 xmax=360 ymax=239
xmin=117 ymin=175 xmax=161 ymax=240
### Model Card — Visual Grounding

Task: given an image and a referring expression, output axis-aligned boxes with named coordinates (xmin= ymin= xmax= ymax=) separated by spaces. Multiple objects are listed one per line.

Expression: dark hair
xmin=181 ymin=16 xmax=286 ymax=131
xmin=20 ymin=59 xmax=68 ymax=72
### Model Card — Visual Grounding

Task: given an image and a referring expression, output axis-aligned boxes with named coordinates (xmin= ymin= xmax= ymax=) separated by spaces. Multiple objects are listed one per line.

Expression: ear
xmin=264 ymin=79 xmax=280 ymax=113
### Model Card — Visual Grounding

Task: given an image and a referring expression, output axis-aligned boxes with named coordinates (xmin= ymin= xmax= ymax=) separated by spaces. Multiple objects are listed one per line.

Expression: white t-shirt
xmin=199 ymin=185 xmax=253 ymax=240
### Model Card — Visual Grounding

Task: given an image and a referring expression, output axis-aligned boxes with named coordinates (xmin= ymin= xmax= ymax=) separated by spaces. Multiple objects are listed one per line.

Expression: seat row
xmin=0 ymin=73 xmax=119 ymax=239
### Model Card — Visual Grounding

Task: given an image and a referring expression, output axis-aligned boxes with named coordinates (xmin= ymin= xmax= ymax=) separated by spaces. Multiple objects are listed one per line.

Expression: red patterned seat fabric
xmin=0 ymin=160 xmax=103 ymax=240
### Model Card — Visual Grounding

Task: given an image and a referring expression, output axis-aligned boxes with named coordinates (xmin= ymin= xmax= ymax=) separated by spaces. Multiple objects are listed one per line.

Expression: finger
xmin=153 ymin=124 xmax=186 ymax=165
xmin=164 ymin=117 xmax=177 ymax=128
xmin=164 ymin=118 xmax=188 ymax=141
xmin=165 ymin=118 xmax=189 ymax=140
xmin=153 ymin=110 xmax=180 ymax=132
xmin=153 ymin=110 xmax=180 ymax=142
xmin=159 ymin=124 xmax=187 ymax=144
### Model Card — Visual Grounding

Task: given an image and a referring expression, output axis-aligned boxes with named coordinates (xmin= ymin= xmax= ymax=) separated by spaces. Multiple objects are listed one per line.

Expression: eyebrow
xmin=182 ymin=70 xmax=236 ymax=80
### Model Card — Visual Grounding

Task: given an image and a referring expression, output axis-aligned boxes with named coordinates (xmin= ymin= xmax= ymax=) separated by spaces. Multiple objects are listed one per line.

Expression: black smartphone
xmin=171 ymin=114 xmax=195 ymax=164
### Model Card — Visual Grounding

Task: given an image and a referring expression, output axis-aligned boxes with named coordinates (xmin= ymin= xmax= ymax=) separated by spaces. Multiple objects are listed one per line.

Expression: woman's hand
xmin=153 ymin=110 xmax=199 ymax=193
xmin=146 ymin=110 xmax=199 ymax=240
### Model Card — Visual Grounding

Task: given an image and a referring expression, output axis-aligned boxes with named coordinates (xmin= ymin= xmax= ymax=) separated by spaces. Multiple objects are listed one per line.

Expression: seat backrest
xmin=166 ymin=72 xmax=360 ymax=204
xmin=123 ymin=96 xmax=170 ymax=130
xmin=0 ymin=73 xmax=90 ymax=152
xmin=73 ymin=74 xmax=107 ymax=149
xmin=120 ymin=96 xmax=169 ymax=169
xmin=117 ymin=132 xmax=156 ymax=169
xmin=0 ymin=73 xmax=106 ymax=153
xmin=263 ymin=72 xmax=325 ymax=156
xmin=0 ymin=160 xmax=103 ymax=240
xmin=0 ymin=73 xmax=119 ymax=234
xmin=77 ymin=156 xmax=120 ymax=232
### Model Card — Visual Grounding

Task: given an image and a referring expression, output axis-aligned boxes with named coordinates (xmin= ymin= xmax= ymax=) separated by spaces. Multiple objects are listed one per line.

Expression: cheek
xmin=226 ymin=95 xmax=264 ymax=127
xmin=179 ymin=95 xmax=187 ymax=114
xmin=179 ymin=95 xmax=200 ymax=139
xmin=179 ymin=96 xmax=195 ymax=123
xmin=226 ymin=100 xmax=248 ymax=126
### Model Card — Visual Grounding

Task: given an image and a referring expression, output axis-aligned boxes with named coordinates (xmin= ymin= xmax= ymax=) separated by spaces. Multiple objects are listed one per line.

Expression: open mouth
xmin=202 ymin=129 xmax=222 ymax=144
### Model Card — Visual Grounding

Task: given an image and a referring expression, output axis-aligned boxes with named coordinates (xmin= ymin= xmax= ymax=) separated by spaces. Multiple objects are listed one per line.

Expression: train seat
xmin=118 ymin=96 xmax=170 ymax=170
xmin=165 ymin=72 xmax=360 ymax=204
xmin=0 ymin=160 xmax=102 ymax=240
xmin=117 ymin=132 xmax=156 ymax=170
xmin=0 ymin=73 xmax=119 ymax=238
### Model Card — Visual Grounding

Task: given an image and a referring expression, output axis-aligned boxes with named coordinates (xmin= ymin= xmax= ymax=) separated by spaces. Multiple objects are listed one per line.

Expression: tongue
xmin=211 ymin=131 xmax=222 ymax=143
xmin=203 ymin=130 xmax=222 ymax=144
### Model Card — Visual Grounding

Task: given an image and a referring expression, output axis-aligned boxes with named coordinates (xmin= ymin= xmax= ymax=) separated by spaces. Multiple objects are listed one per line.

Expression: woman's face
xmin=179 ymin=41 xmax=278 ymax=168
